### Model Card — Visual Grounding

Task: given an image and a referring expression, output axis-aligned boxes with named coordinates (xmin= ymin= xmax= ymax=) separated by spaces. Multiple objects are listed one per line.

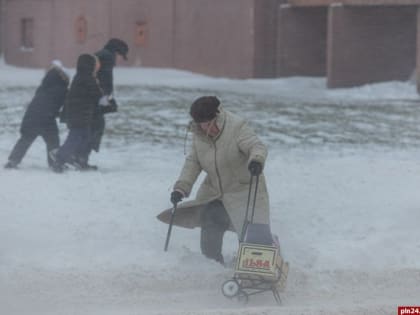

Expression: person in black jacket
xmin=4 ymin=60 xmax=70 ymax=169
xmin=86 ymin=38 xmax=128 ymax=168
xmin=50 ymin=54 xmax=103 ymax=173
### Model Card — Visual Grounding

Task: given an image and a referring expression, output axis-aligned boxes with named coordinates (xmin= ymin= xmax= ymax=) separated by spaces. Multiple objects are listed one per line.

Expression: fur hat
xmin=50 ymin=59 xmax=71 ymax=80
xmin=190 ymin=96 xmax=220 ymax=123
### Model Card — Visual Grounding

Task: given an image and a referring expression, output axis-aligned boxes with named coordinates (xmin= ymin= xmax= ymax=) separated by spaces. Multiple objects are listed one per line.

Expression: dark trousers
xmin=8 ymin=124 xmax=59 ymax=167
xmin=90 ymin=113 xmax=105 ymax=153
xmin=56 ymin=127 xmax=91 ymax=165
xmin=200 ymin=200 xmax=231 ymax=264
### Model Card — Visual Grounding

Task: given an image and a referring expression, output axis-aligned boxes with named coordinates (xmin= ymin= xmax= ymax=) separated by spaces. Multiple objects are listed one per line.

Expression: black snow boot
xmin=81 ymin=163 xmax=98 ymax=171
xmin=48 ymin=149 xmax=65 ymax=173
xmin=72 ymin=156 xmax=98 ymax=171
xmin=4 ymin=160 xmax=18 ymax=169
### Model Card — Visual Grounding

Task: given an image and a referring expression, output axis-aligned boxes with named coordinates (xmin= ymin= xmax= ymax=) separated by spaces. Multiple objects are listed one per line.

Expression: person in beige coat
xmin=158 ymin=96 xmax=271 ymax=264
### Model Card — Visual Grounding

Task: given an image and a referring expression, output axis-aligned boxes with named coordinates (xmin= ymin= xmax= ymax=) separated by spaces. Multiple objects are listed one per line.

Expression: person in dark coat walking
xmin=85 ymin=38 xmax=128 ymax=168
xmin=50 ymin=54 xmax=102 ymax=173
xmin=4 ymin=60 xmax=70 ymax=169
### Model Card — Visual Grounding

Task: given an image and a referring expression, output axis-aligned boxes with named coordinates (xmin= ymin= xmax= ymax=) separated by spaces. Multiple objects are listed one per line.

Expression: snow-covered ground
xmin=1 ymin=61 xmax=420 ymax=314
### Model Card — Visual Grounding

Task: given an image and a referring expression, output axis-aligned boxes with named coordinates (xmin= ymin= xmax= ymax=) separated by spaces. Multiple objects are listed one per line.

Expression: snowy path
xmin=1 ymin=267 xmax=419 ymax=314
xmin=1 ymin=64 xmax=419 ymax=314
xmin=1 ymin=145 xmax=419 ymax=314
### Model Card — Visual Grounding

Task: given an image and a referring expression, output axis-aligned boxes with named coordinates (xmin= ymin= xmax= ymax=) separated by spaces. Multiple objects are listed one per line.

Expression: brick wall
xmin=289 ymin=0 xmax=420 ymax=6
xmin=277 ymin=5 xmax=327 ymax=76
xmin=1 ymin=0 xmax=419 ymax=89
xmin=327 ymin=5 xmax=417 ymax=88
xmin=253 ymin=0 xmax=282 ymax=78
xmin=172 ymin=0 xmax=256 ymax=78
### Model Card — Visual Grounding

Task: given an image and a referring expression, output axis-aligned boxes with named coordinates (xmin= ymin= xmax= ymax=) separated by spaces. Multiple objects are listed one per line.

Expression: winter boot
xmin=72 ymin=156 xmax=98 ymax=171
xmin=48 ymin=149 xmax=59 ymax=163
xmin=49 ymin=149 xmax=65 ymax=173
xmin=51 ymin=163 xmax=64 ymax=173
xmin=81 ymin=163 xmax=98 ymax=171
xmin=4 ymin=160 xmax=18 ymax=169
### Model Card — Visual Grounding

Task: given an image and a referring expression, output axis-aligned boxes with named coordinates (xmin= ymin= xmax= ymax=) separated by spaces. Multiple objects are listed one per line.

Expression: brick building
xmin=0 ymin=0 xmax=419 ymax=90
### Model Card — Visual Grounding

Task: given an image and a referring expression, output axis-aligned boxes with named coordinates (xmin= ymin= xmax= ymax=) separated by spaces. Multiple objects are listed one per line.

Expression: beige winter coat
xmin=157 ymin=108 xmax=270 ymax=237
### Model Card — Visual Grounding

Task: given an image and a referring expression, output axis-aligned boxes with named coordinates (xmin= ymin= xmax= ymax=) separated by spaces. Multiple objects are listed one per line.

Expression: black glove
xmin=248 ymin=160 xmax=263 ymax=176
xmin=170 ymin=191 xmax=183 ymax=205
xmin=101 ymin=99 xmax=118 ymax=114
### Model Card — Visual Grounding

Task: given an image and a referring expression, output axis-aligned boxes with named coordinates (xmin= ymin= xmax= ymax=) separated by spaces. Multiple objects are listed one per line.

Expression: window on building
xmin=75 ymin=16 xmax=87 ymax=43
xmin=21 ymin=18 xmax=34 ymax=50
xmin=135 ymin=21 xmax=147 ymax=46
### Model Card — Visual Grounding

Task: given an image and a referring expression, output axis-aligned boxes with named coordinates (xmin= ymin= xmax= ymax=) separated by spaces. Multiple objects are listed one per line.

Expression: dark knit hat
xmin=105 ymin=38 xmax=129 ymax=60
xmin=76 ymin=54 xmax=96 ymax=75
xmin=190 ymin=96 xmax=220 ymax=123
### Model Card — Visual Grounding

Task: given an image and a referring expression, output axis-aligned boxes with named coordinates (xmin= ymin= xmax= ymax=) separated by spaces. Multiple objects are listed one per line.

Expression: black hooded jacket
xmin=20 ymin=67 xmax=69 ymax=134
xmin=63 ymin=54 xmax=102 ymax=128
xmin=95 ymin=38 xmax=128 ymax=96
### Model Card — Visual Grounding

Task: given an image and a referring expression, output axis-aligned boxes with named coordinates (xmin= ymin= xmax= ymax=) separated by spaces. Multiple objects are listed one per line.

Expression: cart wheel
xmin=222 ymin=279 xmax=240 ymax=298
